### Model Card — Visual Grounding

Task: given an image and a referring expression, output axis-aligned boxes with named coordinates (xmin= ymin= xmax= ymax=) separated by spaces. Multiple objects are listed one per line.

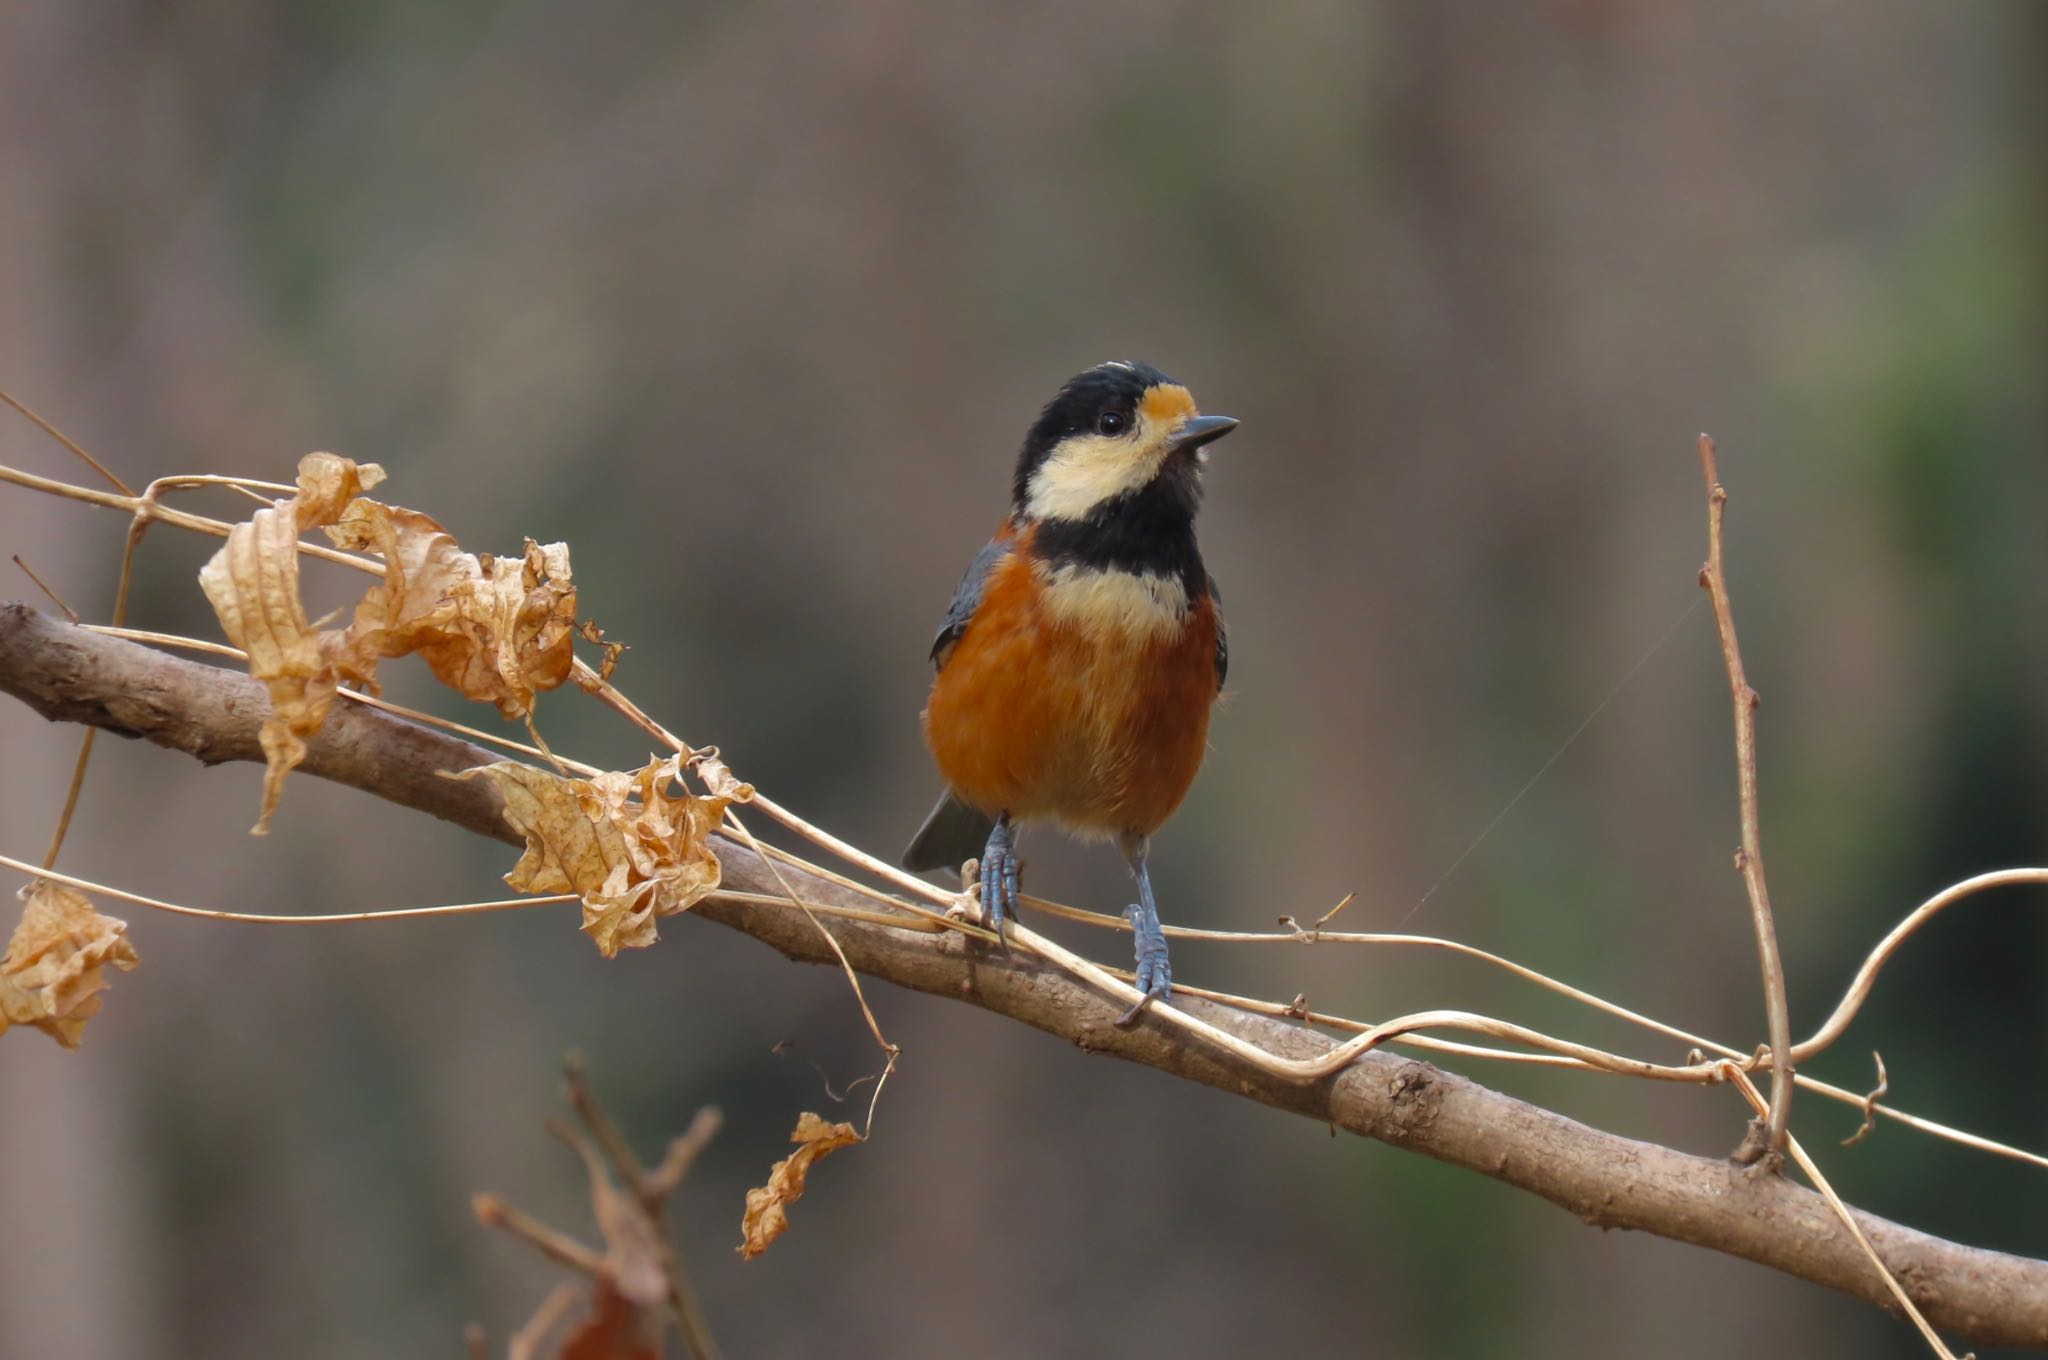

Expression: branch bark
xmin=3 ymin=602 xmax=2044 ymax=1350
xmin=1697 ymin=435 xmax=1796 ymax=1165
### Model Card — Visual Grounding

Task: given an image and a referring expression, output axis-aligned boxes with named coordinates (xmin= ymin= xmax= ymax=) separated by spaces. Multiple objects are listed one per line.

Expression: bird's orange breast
xmin=922 ymin=530 xmax=1219 ymax=841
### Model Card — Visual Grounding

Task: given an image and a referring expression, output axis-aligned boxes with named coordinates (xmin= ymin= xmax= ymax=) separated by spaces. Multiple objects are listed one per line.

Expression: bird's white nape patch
xmin=1036 ymin=561 xmax=1189 ymax=643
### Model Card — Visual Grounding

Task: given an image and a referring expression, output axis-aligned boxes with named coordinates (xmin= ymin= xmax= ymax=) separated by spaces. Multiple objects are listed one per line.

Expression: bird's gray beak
xmin=1172 ymin=415 xmax=1239 ymax=463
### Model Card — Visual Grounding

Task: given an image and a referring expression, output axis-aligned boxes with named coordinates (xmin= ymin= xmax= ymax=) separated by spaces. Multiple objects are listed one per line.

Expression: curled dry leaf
xmin=578 ymin=619 xmax=627 ymax=683
xmin=329 ymin=499 xmax=579 ymax=719
xmin=201 ymin=452 xmax=590 ymax=832
xmin=453 ymin=756 xmax=732 ymax=956
xmin=325 ymin=498 xmax=471 ymax=660
xmin=198 ymin=453 xmax=387 ymax=832
xmin=690 ymin=749 xmax=755 ymax=802
xmin=456 ymin=538 xmax=578 ymax=716
xmin=0 ymin=881 xmax=139 ymax=1049
xmin=738 ymin=1112 xmax=860 ymax=1260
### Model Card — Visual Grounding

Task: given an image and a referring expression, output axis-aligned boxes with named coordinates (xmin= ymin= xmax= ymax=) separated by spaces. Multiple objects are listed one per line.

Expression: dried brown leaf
xmin=326 ymin=498 xmax=470 ymax=658
xmin=738 ymin=1112 xmax=860 ymax=1260
xmin=0 ymin=882 xmax=139 ymax=1049
xmin=578 ymin=619 xmax=626 ymax=682
xmin=427 ymin=542 xmax=577 ymax=719
xmin=453 ymin=756 xmax=732 ymax=957
xmin=198 ymin=453 xmax=387 ymax=832
xmin=328 ymin=504 xmax=578 ymax=719
xmin=690 ymin=750 xmax=755 ymax=802
xmin=202 ymin=453 xmax=595 ymax=831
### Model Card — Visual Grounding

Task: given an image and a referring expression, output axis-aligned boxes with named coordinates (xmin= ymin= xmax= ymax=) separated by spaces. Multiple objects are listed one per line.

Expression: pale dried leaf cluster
xmin=196 ymin=454 xmax=386 ymax=832
xmin=0 ymin=882 xmax=138 ymax=1048
xmin=738 ymin=1111 xmax=861 ymax=1260
xmin=199 ymin=453 xmax=580 ymax=832
xmin=455 ymin=756 xmax=740 ymax=956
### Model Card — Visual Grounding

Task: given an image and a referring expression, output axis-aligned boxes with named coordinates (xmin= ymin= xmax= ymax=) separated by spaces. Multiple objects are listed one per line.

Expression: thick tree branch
xmin=2 ymin=602 xmax=2044 ymax=1350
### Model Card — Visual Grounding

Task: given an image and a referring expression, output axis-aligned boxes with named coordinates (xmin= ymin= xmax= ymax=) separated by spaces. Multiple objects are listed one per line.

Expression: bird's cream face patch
xmin=1025 ymin=383 xmax=1201 ymax=522
xmin=1035 ymin=560 xmax=1189 ymax=644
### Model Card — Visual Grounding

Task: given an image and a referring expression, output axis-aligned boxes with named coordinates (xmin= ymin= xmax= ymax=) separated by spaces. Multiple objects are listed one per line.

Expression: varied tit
xmin=905 ymin=360 xmax=1237 ymax=1022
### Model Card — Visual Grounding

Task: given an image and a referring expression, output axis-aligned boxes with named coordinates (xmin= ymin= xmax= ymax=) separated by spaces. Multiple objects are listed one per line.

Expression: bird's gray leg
xmin=978 ymin=813 xmax=1018 ymax=947
xmin=1116 ymin=836 xmax=1172 ymax=1025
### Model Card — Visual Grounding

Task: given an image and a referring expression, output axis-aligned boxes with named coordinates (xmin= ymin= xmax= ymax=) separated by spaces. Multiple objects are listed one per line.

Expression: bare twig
xmin=569 ymin=657 xmax=693 ymax=756
xmin=0 ymin=385 xmax=133 ymax=495
xmin=1009 ymin=879 xmax=2048 ymax=1168
xmin=646 ymin=1107 xmax=724 ymax=1201
xmin=0 ymin=460 xmax=377 ymax=573
xmin=0 ymin=853 xmax=574 ymax=924
xmin=1311 ymin=891 xmax=1357 ymax=930
xmin=723 ymin=806 xmax=899 ymax=1063
xmin=32 ymin=539 xmax=100 ymax=869
xmin=1718 ymin=1063 xmax=1966 ymax=1360
xmin=0 ymin=848 xmax=954 ymax=938
xmin=1843 ymin=1054 xmax=1889 ymax=1149
xmin=40 ymin=731 xmax=95 ymax=871
xmin=472 ymin=1194 xmax=608 ymax=1277
xmin=1791 ymin=868 xmax=2048 ymax=1063
xmin=1696 ymin=434 xmax=1796 ymax=1164
xmin=5 ymin=608 xmax=2044 ymax=1347
xmin=506 ymin=1282 xmax=580 ymax=1360
xmin=559 ymin=1056 xmax=725 ymax=1360
xmin=11 ymin=556 xmax=77 ymax=620
xmin=564 ymin=1052 xmax=652 ymax=1186
xmin=477 ymin=1063 xmax=727 ymax=1360
xmin=547 ymin=1118 xmax=669 ymax=1308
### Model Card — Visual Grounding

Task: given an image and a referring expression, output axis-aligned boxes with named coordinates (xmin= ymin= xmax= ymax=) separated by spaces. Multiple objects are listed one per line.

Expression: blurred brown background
xmin=4 ymin=2 xmax=2047 ymax=1356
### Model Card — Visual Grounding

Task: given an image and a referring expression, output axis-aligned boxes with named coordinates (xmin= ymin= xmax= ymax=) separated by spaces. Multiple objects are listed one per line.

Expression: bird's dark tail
xmin=903 ymin=791 xmax=996 ymax=872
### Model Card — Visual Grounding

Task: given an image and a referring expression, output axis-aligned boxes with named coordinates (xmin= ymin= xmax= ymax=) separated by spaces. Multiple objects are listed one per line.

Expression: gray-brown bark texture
xmin=2 ymin=602 xmax=2043 ymax=1349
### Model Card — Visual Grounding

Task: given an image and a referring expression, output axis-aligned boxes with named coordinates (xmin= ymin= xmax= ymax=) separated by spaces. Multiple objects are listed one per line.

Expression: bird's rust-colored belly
xmin=922 ymin=553 xmax=1217 ymax=840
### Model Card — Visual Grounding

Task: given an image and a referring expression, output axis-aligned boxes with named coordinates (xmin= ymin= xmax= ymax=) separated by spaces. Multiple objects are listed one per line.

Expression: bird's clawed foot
xmin=977 ymin=815 xmax=1020 ymax=947
xmin=1116 ymin=901 xmax=1173 ymax=1026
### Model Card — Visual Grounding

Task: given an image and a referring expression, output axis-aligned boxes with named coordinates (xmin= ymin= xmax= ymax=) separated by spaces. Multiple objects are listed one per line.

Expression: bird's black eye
xmin=1096 ymin=410 xmax=1129 ymax=436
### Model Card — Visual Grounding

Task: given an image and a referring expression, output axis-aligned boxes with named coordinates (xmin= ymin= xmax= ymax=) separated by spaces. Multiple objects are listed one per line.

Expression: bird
xmin=904 ymin=360 xmax=1238 ymax=1023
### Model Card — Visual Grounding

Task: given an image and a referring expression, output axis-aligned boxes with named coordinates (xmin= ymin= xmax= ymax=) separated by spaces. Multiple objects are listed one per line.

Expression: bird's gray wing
xmin=1207 ymin=571 xmax=1228 ymax=690
xmin=930 ymin=535 xmax=1013 ymax=669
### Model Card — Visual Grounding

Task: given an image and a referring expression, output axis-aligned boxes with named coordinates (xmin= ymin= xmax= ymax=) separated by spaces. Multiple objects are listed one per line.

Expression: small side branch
xmin=1696 ymin=435 xmax=1796 ymax=1164
xmin=473 ymin=1056 xmax=725 ymax=1360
